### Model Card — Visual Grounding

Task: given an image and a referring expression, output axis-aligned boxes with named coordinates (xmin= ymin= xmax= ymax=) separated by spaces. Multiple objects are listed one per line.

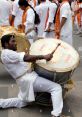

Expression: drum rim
xmin=35 ymin=59 xmax=80 ymax=73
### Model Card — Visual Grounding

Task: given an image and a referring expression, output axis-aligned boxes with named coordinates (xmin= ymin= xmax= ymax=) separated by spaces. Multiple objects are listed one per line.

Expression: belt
xmin=16 ymin=69 xmax=32 ymax=80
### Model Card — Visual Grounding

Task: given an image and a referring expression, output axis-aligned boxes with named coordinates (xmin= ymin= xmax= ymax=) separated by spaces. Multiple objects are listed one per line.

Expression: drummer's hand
xmin=44 ymin=53 xmax=53 ymax=61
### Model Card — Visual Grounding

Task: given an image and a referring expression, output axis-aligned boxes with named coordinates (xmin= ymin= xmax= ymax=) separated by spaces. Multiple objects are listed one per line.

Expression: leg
xmin=0 ymin=97 xmax=28 ymax=108
xmin=33 ymin=77 xmax=63 ymax=117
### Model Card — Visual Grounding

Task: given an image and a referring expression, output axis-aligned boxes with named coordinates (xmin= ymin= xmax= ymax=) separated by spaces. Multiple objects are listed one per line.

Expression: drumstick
xmin=51 ymin=43 xmax=61 ymax=55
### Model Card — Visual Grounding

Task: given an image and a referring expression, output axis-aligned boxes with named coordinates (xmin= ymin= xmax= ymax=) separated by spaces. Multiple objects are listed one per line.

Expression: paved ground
xmin=0 ymin=28 xmax=82 ymax=117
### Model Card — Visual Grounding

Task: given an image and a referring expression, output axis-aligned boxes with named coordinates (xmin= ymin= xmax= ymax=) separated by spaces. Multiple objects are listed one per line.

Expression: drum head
xmin=30 ymin=38 xmax=80 ymax=72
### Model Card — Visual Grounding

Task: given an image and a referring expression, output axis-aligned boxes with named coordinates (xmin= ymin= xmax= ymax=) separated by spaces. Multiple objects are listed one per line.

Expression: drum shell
xmin=34 ymin=63 xmax=72 ymax=85
xmin=34 ymin=64 xmax=72 ymax=106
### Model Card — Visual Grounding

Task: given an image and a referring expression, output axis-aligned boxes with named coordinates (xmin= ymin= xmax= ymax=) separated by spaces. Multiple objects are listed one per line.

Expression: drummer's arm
xmin=23 ymin=53 xmax=53 ymax=62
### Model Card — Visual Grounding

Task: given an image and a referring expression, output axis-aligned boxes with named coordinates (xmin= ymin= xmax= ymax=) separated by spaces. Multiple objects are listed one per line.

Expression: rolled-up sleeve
xmin=5 ymin=51 xmax=25 ymax=63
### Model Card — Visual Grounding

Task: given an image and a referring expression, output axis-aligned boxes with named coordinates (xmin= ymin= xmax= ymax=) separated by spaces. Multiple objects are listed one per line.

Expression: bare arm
xmin=23 ymin=53 xmax=53 ymax=62
xmin=56 ymin=17 xmax=67 ymax=38
xmin=60 ymin=17 xmax=67 ymax=31
xmin=23 ymin=43 xmax=61 ymax=62
xmin=9 ymin=15 xmax=15 ymax=26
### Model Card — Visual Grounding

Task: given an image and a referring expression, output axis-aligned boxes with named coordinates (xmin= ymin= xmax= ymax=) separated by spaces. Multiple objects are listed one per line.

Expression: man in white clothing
xmin=56 ymin=0 xmax=73 ymax=45
xmin=0 ymin=34 xmax=63 ymax=117
xmin=0 ymin=0 xmax=12 ymax=26
xmin=60 ymin=0 xmax=73 ymax=45
xmin=43 ymin=2 xmax=58 ymax=38
xmin=18 ymin=0 xmax=40 ymax=44
xmin=35 ymin=0 xmax=58 ymax=38
xmin=9 ymin=0 xmax=23 ymax=28
xmin=10 ymin=0 xmax=38 ymax=28
xmin=35 ymin=0 xmax=50 ymax=37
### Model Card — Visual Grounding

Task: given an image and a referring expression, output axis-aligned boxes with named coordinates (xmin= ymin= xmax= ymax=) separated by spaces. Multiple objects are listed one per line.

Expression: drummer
xmin=0 ymin=34 xmax=63 ymax=117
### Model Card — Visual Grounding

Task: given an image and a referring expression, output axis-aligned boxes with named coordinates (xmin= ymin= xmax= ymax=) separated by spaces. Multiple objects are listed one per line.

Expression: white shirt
xmin=45 ymin=2 xmax=57 ymax=31
xmin=0 ymin=0 xmax=12 ymax=26
xmin=1 ymin=49 xmax=31 ymax=79
xmin=35 ymin=2 xmax=50 ymax=37
xmin=25 ymin=8 xmax=36 ymax=41
xmin=12 ymin=0 xmax=23 ymax=28
xmin=1 ymin=49 xmax=38 ymax=102
xmin=48 ymin=3 xmax=57 ymax=24
xmin=60 ymin=2 xmax=72 ymax=37
xmin=43 ymin=2 xmax=57 ymax=38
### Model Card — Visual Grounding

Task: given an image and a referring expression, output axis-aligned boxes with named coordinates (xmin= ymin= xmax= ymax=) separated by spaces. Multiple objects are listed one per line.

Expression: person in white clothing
xmin=43 ymin=1 xmax=58 ymax=38
xmin=18 ymin=0 xmax=40 ymax=44
xmin=10 ymin=0 xmax=38 ymax=28
xmin=0 ymin=0 xmax=12 ymax=26
xmin=35 ymin=0 xmax=50 ymax=37
xmin=9 ymin=0 xmax=23 ymax=28
xmin=0 ymin=34 xmax=63 ymax=117
xmin=56 ymin=0 xmax=73 ymax=45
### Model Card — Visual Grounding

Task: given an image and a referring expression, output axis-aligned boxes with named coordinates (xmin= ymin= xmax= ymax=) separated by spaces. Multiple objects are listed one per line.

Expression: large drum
xmin=30 ymin=38 xmax=80 ymax=106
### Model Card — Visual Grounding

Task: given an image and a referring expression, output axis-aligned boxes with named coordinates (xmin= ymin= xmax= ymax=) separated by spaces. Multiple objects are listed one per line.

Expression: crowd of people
xmin=0 ymin=0 xmax=82 ymax=117
xmin=0 ymin=0 xmax=82 ymax=45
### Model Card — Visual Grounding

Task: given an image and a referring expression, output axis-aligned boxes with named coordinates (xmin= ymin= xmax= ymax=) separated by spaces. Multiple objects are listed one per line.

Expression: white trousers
xmin=0 ymin=77 xmax=63 ymax=116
